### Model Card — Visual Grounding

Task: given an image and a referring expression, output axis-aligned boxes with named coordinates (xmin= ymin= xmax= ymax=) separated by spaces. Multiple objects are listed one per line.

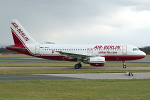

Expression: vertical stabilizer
xmin=10 ymin=19 xmax=39 ymax=46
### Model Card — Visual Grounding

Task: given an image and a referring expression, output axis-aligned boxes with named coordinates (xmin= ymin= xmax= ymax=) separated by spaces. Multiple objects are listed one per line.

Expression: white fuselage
xmin=25 ymin=44 xmax=146 ymax=61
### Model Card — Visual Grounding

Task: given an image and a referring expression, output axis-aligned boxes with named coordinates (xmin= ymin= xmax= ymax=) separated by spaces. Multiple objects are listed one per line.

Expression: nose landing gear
xmin=123 ymin=61 xmax=126 ymax=68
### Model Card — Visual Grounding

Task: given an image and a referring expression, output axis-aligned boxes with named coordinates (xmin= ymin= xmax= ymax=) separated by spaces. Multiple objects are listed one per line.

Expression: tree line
xmin=139 ymin=46 xmax=150 ymax=55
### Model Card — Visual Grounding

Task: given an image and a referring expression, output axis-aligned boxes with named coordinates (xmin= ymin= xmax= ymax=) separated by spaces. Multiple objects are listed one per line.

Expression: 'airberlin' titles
xmin=94 ymin=45 xmax=121 ymax=50
xmin=11 ymin=23 xmax=29 ymax=41
xmin=98 ymin=51 xmax=117 ymax=54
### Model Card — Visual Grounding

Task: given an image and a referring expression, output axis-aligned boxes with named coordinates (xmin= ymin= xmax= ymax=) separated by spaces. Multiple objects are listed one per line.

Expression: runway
xmin=1 ymin=73 xmax=150 ymax=81
xmin=43 ymin=73 xmax=150 ymax=79
xmin=0 ymin=74 xmax=82 ymax=81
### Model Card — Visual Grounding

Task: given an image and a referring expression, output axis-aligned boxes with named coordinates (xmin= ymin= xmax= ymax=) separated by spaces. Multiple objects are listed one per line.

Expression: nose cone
xmin=141 ymin=51 xmax=146 ymax=58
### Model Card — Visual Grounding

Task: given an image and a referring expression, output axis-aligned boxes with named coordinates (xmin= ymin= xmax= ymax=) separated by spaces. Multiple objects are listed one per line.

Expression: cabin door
xmin=35 ymin=45 xmax=40 ymax=55
xmin=87 ymin=48 xmax=93 ymax=54
xmin=122 ymin=45 xmax=127 ymax=55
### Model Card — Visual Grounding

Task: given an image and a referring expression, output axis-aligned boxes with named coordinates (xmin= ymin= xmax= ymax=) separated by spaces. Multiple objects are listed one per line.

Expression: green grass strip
xmin=0 ymin=79 xmax=150 ymax=100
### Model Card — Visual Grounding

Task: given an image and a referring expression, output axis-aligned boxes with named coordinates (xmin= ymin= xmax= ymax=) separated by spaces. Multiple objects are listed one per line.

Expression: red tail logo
xmin=11 ymin=23 xmax=29 ymax=41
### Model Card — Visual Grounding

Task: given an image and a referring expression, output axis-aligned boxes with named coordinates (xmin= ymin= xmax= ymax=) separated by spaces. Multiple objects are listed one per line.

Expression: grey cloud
xmin=0 ymin=0 xmax=150 ymax=46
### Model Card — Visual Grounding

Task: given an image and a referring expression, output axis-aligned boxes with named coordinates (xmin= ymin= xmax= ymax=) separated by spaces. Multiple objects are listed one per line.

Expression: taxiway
xmin=0 ymin=73 xmax=150 ymax=81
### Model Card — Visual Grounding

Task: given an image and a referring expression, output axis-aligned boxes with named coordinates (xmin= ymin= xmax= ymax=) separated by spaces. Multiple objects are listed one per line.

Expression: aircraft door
xmin=122 ymin=45 xmax=127 ymax=55
xmin=35 ymin=45 xmax=40 ymax=55
xmin=87 ymin=48 xmax=93 ymax=54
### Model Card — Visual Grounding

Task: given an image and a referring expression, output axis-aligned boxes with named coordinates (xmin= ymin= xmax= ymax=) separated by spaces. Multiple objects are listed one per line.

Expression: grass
xmin=1 ymin=69 xmax=150 ymax=75
xmin=146 ymin=55 xmax=150 ymax=58
xmin=0 ymin=61 xmax=150 ymax=75
xmin=0 ymin=54 xmax=150 ymax=100
xmin=0 ymin=62 xmax=78 ymax=67
xmin=0 ymin=61 xmax=150 ymax=67
xmin=0 ymin=54 xmax=150 ymax=74
xmin=0 ymin=79 xmax=150 ymax=100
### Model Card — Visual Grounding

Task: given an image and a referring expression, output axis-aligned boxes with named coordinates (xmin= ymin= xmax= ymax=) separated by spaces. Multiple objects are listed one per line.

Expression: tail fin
xmin=10 ymin=19 xmax=38 ymax=46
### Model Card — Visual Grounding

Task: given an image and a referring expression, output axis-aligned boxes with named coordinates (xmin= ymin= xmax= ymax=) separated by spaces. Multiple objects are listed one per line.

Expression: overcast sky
xmin=1 ymin=0 xmax=150 ymax=47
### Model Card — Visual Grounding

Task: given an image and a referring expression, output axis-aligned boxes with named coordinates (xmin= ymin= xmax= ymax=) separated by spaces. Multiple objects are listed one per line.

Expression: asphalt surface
xmin=43 ymin=73 xmax=150 ymax=79
xmin=1 ymin=73 xmax=150 ymax=81
xmin=0 ymin=74 xmax=82 ymax=81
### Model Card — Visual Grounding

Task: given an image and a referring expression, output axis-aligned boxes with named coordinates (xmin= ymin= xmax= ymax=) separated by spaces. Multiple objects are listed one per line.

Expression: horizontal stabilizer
xmin=6 ymin=46 xmax=26 ymax=50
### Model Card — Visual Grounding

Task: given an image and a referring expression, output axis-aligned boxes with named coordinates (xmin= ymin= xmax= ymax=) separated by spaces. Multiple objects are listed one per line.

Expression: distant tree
xmin=139 ymin=46 xmax=150 ymax=55
xmin=0 ymin=48 xmax=17 ymax=54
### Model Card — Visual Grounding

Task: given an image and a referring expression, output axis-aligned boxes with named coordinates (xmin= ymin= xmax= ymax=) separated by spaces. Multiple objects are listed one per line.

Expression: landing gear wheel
xmin=78 ymin=63 xmax=82 ymax=68
xmin=74 ymin=64 xmax=80 ymax=69
xmin=123 ymin=65 xmax=126 ymax=68
xmin=122 ymin=61 xmax=126 ymax=69
xmin=74 ymin=63 xmax=82 ymax=69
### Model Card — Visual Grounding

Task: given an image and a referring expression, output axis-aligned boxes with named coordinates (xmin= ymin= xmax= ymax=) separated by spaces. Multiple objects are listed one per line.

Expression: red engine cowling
xmin=90 ymin=57 xmax=105 ymax=67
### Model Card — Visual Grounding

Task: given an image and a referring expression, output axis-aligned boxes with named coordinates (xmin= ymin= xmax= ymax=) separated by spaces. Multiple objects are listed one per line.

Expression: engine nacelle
xmin=89 ymin=57 xmax=105 ymax=67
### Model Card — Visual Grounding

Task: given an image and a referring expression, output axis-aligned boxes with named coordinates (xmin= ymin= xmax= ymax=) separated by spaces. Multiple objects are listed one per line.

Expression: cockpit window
xmin=133 ymin=48 xmax=139 ymax=51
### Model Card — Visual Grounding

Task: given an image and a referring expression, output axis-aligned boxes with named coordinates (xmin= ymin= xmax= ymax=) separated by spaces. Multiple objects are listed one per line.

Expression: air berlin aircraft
xmin=6 ymin=19 xmax=146 ymax=69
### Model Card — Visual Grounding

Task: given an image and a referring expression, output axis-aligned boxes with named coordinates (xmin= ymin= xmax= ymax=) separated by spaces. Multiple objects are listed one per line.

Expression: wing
xmin=56 ymin=51 xmax=94 ymax=59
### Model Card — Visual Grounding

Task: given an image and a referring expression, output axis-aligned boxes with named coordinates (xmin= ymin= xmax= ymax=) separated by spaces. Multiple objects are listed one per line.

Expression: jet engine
xmin=83 ymin=57 xmax=105 ymax=67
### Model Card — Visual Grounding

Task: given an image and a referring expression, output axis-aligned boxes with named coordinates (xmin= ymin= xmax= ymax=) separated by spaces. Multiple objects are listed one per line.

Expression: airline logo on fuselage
xmin=94 ymin=45 xmax=121 ymax=50
xmin=94 ymin=45 xmax=121 ymax=54
xmin=11 ymin=23 xmax=29 ymax=41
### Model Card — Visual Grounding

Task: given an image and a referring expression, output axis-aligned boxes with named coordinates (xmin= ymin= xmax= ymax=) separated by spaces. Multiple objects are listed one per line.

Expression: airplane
xmin=6 ymin=19 xmax=146 ymax=69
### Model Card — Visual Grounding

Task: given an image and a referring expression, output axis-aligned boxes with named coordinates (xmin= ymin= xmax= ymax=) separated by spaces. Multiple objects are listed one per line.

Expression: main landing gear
xmin=74 ymin=63 xmax=82 ymax=69
xmin=74 ymin=59 xmax=82 ymax=69
xmin=123 ymin=61 xmax=126 ymax=68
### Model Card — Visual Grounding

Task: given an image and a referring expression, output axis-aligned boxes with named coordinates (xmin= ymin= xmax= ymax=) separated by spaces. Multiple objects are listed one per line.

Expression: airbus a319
xmin=6 ymin=19 xmax=146 ymax=69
